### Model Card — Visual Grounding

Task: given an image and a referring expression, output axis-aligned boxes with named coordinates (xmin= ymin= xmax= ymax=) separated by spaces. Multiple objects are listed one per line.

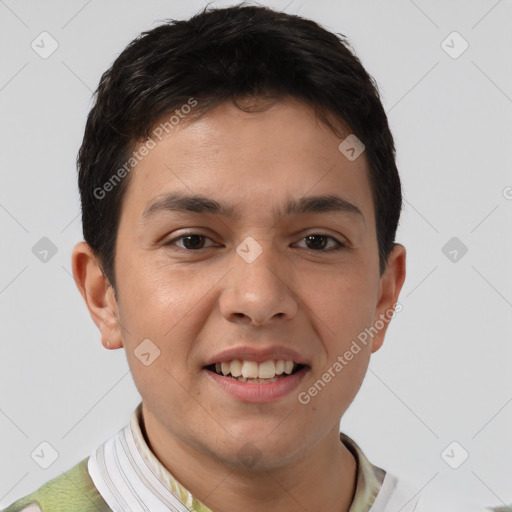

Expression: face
xmin=75 ymin=97 xmax=405 ymax=470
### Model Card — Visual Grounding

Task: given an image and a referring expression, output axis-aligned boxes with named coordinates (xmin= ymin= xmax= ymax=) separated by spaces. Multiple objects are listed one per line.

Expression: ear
xmin=370 ymin=243 xmax=406 ymax=354
xmin=71 ymin=241 xmax=123 ymax=350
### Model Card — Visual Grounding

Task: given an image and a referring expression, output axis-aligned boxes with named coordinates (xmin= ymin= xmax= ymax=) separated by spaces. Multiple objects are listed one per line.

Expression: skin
xmin=72 ymin=97 xmax=406 ymax=512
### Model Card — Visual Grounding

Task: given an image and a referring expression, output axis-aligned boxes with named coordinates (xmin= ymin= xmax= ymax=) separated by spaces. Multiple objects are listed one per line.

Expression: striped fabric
xmin=1 ymin=401 xmax=502 ymax=511
xmin=88 ymin=403 xmax=194 ymax=512
xmin=86 ymin=401 xmax=420 ymax=512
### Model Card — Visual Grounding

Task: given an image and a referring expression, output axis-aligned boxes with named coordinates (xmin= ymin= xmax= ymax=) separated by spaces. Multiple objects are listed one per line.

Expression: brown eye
xmin=296 ymin=234 xmax=345 ymax=251
xmin=165 ymin=233 xmax=216 ymax=250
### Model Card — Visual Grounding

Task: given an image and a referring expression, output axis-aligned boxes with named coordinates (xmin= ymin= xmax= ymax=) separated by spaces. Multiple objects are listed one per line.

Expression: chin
xmin=213 ymin=430 xmax=304 ymax=470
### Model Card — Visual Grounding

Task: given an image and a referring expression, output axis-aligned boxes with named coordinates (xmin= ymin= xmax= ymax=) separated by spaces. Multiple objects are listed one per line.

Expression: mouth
xmin=204 ymin=359 xmax=308 ymax=384
xmin=202 ymin=346 xmax=311 ymax=402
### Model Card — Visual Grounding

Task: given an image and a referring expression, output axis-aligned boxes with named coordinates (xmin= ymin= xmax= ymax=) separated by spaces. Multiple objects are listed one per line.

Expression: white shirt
xmin=85 ymin=402 xmax=499 ymax=512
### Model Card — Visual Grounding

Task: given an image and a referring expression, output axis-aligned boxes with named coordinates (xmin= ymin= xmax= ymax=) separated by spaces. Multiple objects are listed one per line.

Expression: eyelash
xmin=164 ymin=232 xmax=346 ymax=252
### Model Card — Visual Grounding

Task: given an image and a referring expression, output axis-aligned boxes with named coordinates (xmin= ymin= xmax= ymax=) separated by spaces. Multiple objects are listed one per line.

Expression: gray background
xmin=1 ymin=0 xmax=511 ymax=510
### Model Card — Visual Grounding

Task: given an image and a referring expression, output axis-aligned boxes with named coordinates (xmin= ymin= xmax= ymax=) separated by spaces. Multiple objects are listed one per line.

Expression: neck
xmin=141 ymin=409 xmax=358 ymax=512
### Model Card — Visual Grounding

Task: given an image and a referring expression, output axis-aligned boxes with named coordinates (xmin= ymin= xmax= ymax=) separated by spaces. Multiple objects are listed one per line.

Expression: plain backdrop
xmin=1 ymin=1 xmax=511 ymax=510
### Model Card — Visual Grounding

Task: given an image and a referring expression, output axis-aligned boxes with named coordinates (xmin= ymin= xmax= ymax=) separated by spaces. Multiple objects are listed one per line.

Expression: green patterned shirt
xmin=1 ymin=402 xmax=501 ymax=511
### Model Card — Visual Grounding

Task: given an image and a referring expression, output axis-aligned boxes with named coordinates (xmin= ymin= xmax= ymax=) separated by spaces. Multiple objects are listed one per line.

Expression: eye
xmin=295 ymin=234 xmax=345 ymax=252
xmin=164 ymin=232 xmax=346 ymax=252
xmin=165 ymin=233 xmax=217 ymax=251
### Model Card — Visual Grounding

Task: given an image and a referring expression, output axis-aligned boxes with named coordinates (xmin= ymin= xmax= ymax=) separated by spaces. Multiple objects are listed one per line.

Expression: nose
xmin=219 ymin=242 xmax=298 ymax=327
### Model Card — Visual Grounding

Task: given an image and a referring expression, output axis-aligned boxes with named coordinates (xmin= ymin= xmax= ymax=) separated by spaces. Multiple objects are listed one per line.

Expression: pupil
xmin=306 ymin=235 xmax=327 ymax=250
xmin=183 ymin=235 xmax=204 ymax=250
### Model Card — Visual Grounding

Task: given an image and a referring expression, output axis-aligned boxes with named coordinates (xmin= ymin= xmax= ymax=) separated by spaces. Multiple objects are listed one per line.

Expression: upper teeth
xmin=215 ymin=360 xmax=295 ymax=379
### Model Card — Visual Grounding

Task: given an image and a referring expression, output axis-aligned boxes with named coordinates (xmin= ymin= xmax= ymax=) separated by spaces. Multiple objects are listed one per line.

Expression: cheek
xmin=308 ymin=271 xmax=376 ymax=396
xmin=300 ymin=349 xmax=370 ymax=424
xmin=116 ymin=256 xmax=217 ymax=373
xmin=315 ymin=339 xmax=372 ymax=409
xmin=117 ymin=253 xmax=188 ymax=326
xmin=307 ymin=270 xmax=378 ymax=338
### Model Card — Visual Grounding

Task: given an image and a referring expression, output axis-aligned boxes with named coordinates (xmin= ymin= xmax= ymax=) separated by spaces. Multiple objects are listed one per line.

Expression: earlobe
xmin=370 ymin=243 xmax=406 ymax=354
xmin=71 ymin=242 xmax=123 ymax=350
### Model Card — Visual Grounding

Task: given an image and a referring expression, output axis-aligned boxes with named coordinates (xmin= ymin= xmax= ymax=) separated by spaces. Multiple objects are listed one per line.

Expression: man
xmin=2 ymin=3 xmax=501 ymax=511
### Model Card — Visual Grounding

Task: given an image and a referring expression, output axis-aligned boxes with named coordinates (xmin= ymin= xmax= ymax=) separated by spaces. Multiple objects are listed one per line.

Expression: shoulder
xmin=1 ymin=456 xmax=111 ymax=512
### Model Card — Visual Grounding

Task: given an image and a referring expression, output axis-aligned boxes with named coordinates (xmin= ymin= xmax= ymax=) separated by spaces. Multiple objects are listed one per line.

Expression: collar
xmin=88 ymin=401 xmax=388 ymax=512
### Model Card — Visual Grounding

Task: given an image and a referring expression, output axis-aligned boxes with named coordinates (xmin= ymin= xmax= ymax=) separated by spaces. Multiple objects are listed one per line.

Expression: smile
xmin=204 ymin=360 xmax=309 ymax=403
xmin=205 ymin=359 xmax=305 ymax=383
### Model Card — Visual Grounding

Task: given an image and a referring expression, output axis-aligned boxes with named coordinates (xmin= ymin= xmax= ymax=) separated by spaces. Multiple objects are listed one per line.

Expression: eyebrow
xmin=142 ymin=192 xmax=365 ymax=225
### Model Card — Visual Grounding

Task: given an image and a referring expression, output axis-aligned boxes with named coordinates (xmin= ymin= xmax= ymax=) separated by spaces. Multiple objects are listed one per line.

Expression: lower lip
xmin=204 ymin=367 xmax=308 ymax=403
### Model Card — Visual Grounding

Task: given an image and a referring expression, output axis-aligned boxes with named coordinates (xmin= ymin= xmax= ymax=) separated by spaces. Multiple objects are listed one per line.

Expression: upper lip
xmin=203 ymin=345 xmax=310 ymax=367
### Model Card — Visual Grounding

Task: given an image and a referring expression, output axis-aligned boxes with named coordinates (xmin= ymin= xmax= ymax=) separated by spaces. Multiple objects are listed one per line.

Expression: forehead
xmin=122 ymin=98 xmax=374 ymax=227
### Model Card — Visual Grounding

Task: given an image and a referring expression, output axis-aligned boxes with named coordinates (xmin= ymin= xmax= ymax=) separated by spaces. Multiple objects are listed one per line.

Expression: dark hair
xmin=78 ymin=2 xmax=402 ymax=291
